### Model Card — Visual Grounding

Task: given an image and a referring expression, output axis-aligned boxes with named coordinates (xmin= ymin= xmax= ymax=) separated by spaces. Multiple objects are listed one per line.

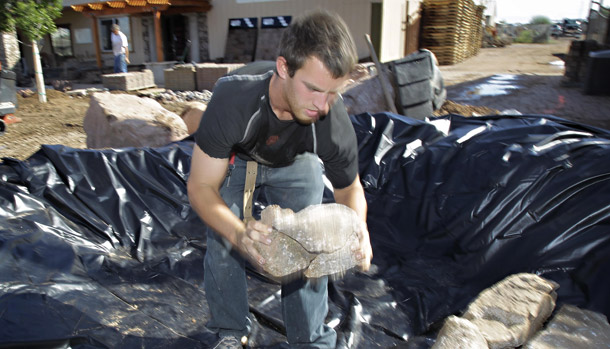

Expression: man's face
xmin=283 ymin=56 xmax=349 ymax=125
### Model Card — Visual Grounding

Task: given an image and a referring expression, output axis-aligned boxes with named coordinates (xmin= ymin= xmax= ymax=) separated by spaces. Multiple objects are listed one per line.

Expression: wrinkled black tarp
xmin=1 ymin=113 xmax=609 ymax=348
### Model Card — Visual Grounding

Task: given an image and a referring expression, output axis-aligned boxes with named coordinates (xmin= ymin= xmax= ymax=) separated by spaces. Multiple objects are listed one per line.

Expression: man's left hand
xmin=353 ymin=221 xmax=373 ymax=271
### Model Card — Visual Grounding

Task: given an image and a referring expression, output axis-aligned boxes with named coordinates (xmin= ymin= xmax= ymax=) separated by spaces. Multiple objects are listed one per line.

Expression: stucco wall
xmin=207 ymin=0 xmax=380 ymax=61
xmin=207 ymin=0 xmax=422 ymax=63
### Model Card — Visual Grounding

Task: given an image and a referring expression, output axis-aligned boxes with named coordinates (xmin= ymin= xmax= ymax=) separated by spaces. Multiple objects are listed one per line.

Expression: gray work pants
xmin=204 ymin=153 xmax=337 ymax=348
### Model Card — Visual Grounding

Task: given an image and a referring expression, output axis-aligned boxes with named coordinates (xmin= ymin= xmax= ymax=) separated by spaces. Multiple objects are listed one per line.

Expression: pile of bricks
xmin=164 ymin=63 xmax=245 ymax=92
xmin=102 ymin=70 xmax=156 ymax=91
xmin=164 ymin=64 xmax=197 ymax=91
xmin=195 ymin=63 xmax=244 ymax=91
xmin=420 ymin=0 xmax=485 ymax=65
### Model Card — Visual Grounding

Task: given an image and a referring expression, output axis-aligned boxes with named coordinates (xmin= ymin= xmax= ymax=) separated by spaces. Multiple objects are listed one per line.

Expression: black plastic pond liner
xmin=1 ymin=113 xmax=609 ymax=348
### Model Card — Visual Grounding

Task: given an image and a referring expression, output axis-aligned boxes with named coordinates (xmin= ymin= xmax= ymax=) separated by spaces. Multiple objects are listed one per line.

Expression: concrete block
xmin=195 ymin=63 xmax=244 ymax=91
xmin=101 ymin=70 xmax=156 ymax=91
xmin=164 ymin=64 xmax=196 ymax=91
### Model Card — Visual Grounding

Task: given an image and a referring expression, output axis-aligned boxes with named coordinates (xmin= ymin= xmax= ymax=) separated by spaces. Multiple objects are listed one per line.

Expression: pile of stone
xmin=149 ymin=89 xmax=212 ymax=104
xmin=432 ymin=273 xmax=610 ymax=348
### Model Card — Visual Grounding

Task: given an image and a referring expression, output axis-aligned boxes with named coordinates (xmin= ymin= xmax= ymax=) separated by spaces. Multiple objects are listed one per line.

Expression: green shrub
xmin=514 ymin=30 xmax=533 ymax=43
xmin=530 ymin=16 xmax=551 ymax=25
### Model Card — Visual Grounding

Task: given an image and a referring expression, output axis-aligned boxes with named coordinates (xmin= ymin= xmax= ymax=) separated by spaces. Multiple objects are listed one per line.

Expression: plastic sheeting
xmin=1 ymin=113 xmax=609 ymax=348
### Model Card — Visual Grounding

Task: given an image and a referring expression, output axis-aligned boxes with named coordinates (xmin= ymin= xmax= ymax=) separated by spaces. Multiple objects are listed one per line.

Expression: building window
xmin=99 ymin=17 xmax=131 ymax=52
xmin=50 ymin=25 xmax=73 ymax=57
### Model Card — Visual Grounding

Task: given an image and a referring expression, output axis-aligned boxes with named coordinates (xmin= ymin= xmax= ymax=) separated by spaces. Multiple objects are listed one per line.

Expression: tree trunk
xmin=32 ymin=40 xmax=46 ymax=103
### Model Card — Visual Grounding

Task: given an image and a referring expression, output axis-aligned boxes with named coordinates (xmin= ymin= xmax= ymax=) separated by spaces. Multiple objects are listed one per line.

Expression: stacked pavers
xmin=164 ymin=64 xmax=197 ymax=91
xmin=163 ymin=63 xmax=245 ymax=92
xmin=195 ymin=63 xmax=244 ymax=91
xmin=102 ymin=70 xmax=156 ymax=91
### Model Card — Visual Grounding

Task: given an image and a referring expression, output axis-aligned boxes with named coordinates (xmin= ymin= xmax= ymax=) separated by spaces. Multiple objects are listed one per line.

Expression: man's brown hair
xmin=278 ymin=9 xmax=357 ymax=79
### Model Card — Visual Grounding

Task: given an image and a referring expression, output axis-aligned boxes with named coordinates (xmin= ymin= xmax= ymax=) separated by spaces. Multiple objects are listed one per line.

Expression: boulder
xmin=462 ymin=273 xmax=559 ymax=348
xmin=84 ymin=92 xmax=188 ymax=149
xmin=255 ymin=203 xmax=361 ymax=280
xmin=432 ymin=316 xmax=488 ymax=349
xmin=524 ymin=304 xmax=610 ymax=348
xmin=180 ymin=102 xmax=206 ymax=135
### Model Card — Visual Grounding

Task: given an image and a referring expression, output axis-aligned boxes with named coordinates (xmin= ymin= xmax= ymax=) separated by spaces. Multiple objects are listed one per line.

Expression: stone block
xmin=101 ymin=70 xmax=155 ymax=91
xmin=195 ymin=63 xmax=244 ymax=91
xmin=164 ymin=64 xmax=196 ymax=91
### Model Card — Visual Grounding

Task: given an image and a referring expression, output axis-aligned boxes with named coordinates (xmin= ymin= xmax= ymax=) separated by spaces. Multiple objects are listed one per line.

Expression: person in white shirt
xmin=111 ymin=24 xmax=129 ymax=73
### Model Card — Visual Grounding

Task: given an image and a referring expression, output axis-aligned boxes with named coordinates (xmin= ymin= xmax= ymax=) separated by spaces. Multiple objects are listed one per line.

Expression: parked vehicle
xmin=562 ymin=18 xmax=582 ymax=37
xmin=551 ymin=24 xmax=563 ymax=38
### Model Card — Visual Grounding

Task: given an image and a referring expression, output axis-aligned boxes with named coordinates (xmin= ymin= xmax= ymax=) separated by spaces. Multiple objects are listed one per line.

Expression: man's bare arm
xmin=187 ymin=144 xmax=271 ymax=265
xmin=334 ymin=175 xmax=373 ymax=271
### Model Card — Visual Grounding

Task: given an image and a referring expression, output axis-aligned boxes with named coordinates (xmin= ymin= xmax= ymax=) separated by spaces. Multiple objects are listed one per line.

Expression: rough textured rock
xmin=255 ymin=203 xmax=361 ymax=280
xmin=524 ymin=304 xmax=610 ymax=349
xmin=84 ymin=92 xmax=188 ymax=149
xmin=180 ymin=102 xmax=206 ymax=135
xmin=432 ymin=316 xmax=488 ymax=349
xmin=462 ymin=273 xmax=559 ymax=348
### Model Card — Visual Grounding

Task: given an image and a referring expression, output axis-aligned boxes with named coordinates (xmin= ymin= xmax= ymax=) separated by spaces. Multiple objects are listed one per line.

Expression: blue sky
xmin=495 ymin=0 xmax=591 ymax=23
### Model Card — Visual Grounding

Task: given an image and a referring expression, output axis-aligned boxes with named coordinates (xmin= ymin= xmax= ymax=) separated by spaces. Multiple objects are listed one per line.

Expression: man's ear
xmin=276 ymin=57 xmax=288 ymax=79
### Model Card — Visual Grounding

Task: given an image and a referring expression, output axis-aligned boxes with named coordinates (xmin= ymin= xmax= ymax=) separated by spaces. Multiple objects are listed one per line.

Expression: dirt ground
xmin=439 ymin=37 xmax=610 ymax=130
xmin=1 ymin=37 xmax=608 ymax=161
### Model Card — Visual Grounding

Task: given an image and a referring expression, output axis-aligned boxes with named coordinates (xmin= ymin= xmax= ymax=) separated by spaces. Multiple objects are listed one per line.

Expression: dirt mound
xmin=435 ymin=100 xmax=499 ymax=117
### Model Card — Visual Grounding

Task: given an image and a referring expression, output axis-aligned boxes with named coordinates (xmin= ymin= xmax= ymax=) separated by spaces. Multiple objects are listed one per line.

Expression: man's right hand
xmin=238 ymin=220 xmax=273 ymax=266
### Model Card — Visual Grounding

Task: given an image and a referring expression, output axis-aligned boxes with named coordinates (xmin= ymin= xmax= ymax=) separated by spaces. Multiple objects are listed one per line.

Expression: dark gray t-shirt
xmin=194 ymin=61 xmax=358 ymax=189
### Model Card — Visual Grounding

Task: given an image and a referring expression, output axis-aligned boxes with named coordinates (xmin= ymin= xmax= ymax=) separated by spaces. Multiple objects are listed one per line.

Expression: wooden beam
xmin=71 ymin=5 xmax=86 ymax=11
xmin=106 ymin=1 xmax=127 ymax=8
xmin=80 ymin=4 xmax=168 ymax=15
xmin=147 ymin=0 xmax=170 ymax=4
xmin=161 ymin=5 xmax=210 ymax=14
xmin=153 ymin=9 xmax=164 ymax=62
xmin=168 ymin=0 xmax=205 ymax=6
xmin=89 ymin=14 xmax=102 ymax=68
xmin=126 ymin=0 xmax=147 ymax=6
xmin=88 ymin=3 xmax=105 ymax=10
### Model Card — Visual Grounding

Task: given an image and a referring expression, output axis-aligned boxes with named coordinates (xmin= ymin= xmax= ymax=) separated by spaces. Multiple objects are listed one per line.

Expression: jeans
xmin=114 ymin=54 xmax=127 ymax=73
xmin=204 ymin=152 xmax=337 ymax=348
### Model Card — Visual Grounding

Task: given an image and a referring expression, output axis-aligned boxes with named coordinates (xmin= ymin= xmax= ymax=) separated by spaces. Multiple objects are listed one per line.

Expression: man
xmin=187 ymin=10 xmax=372 ymax=348
xmin=110 ymin=24 xmax=129 ymax=73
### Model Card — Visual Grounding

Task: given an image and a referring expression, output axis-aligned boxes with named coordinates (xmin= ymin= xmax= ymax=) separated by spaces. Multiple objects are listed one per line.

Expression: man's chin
xmin=293 ymin=114 xmax=316 ymax=125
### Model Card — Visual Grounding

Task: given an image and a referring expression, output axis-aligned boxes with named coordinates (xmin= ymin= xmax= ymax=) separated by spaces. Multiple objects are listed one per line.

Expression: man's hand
xmin=238 ymin=220 xmax=273 ymax=266
xmin=353 ymin=221 xmax=373 ymax=271
xmin=125 ymin=57 xmax=130 ymax=64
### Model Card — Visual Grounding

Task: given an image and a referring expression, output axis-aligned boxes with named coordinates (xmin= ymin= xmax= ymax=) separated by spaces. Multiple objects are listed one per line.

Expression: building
xmin=28 ymin=0 xmax=422 ymax=77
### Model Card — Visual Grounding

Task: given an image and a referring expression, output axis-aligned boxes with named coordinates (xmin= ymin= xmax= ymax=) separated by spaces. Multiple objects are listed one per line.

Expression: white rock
xmin=83 ymin=92 xmax=188 ymax=149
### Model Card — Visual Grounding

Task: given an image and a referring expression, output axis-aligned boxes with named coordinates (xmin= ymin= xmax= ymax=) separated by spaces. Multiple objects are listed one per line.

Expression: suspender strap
xmin=243 ymin=160 xmax=258 ymax=223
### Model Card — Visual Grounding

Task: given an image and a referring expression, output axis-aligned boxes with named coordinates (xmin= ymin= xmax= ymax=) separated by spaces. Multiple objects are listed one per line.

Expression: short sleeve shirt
xmin=194 ymin=61 xmax=359 ymax=189
xmin=111 ymin=31 xmax=128 ymax=56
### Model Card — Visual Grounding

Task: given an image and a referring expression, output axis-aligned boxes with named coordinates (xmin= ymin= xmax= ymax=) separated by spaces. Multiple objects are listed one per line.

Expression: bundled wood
xmin=421 ymin=0 xmax=485 ymax=65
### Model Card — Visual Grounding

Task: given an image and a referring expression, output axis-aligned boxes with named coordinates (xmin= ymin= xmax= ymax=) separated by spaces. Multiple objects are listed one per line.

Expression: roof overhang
xmin=70 ymin=0 xmax=211 ymax=15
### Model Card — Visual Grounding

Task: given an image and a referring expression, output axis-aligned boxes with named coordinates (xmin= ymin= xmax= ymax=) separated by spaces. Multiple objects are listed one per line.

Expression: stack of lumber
xmin=421 ymin=0 xmax=485 ymax=65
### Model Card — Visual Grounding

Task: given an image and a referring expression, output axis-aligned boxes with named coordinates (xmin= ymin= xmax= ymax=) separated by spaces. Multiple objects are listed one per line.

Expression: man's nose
xmin=313 ymin=92 xmax=330 ymax=112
